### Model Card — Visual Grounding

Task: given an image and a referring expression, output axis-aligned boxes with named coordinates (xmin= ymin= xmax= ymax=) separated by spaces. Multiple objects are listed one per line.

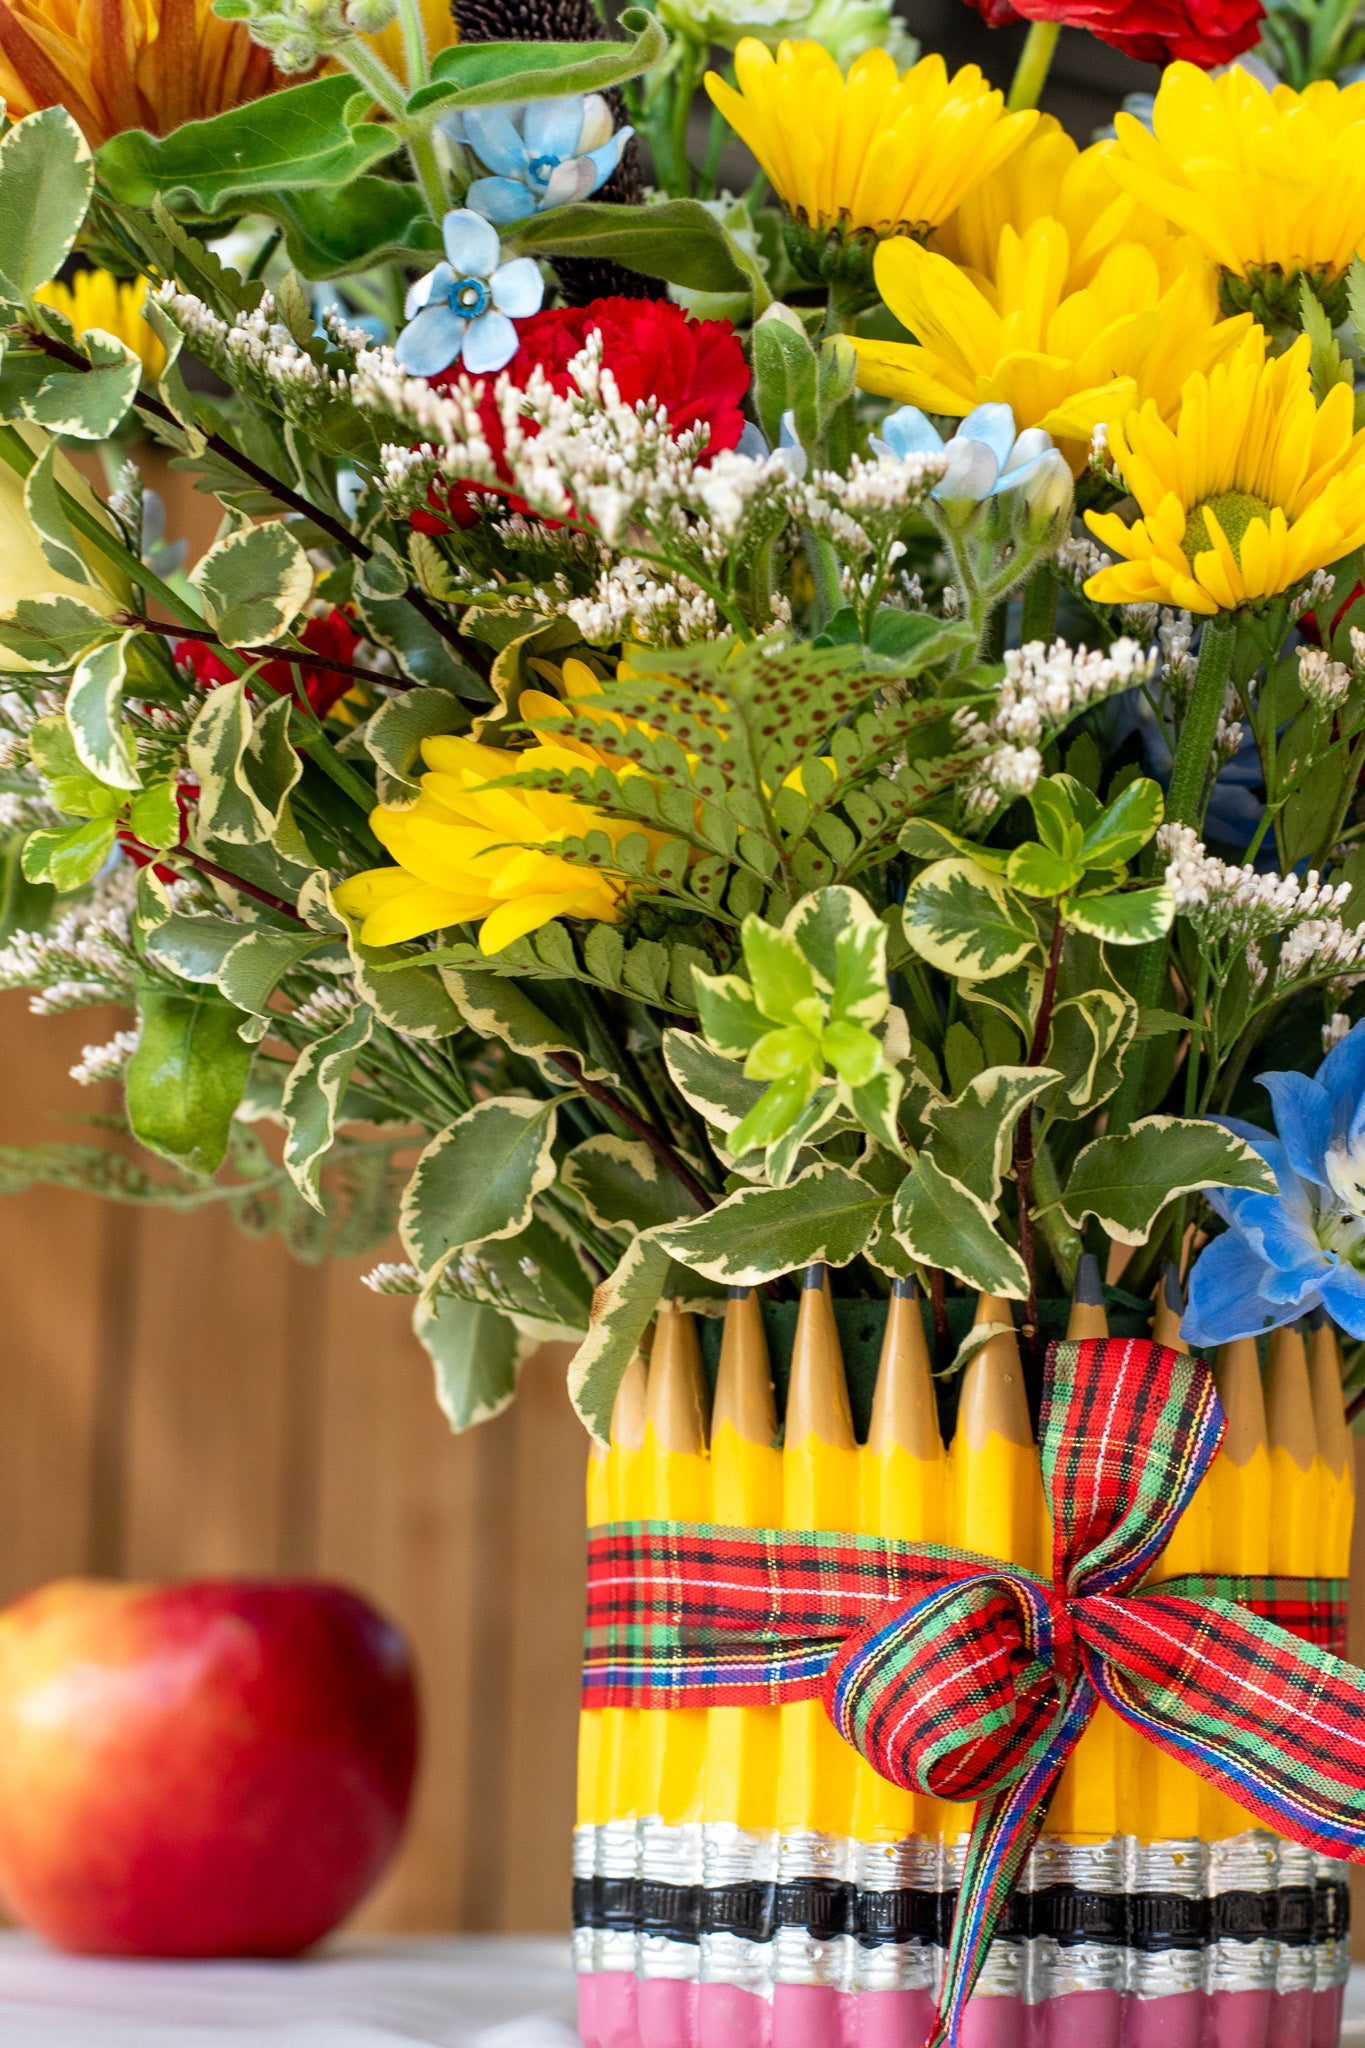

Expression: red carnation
xmin=174 ymin=607 xmax=361 ymax=719
xmin=969 ymin=0 xmax=1261 ymax=67
xmin=413 ymin=296 xmax=750 ymax=534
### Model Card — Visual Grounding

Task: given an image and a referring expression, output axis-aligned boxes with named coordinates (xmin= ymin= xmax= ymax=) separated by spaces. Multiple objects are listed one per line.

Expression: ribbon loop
xmin=823 ymin=1569 xmax=1083 ymax=1801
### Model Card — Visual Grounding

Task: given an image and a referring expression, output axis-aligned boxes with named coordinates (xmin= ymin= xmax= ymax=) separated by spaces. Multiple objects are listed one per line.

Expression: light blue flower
xmin=736 ymin=410 xmax=808 ymax=479
xmin=395 ymin=210 xmax=544 ymax=378
xmin=450 ymin=95 xmax=634 ymax=227
xmin=1184 ymin=1020 xmax=1365 ymax=1344
xmin=871 ymin=402 xmax=1058 ymax=506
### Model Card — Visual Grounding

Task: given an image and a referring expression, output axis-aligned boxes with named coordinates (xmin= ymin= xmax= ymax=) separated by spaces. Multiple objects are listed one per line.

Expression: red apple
xmin=0 ymin=1577 xmax=419 ymax=1957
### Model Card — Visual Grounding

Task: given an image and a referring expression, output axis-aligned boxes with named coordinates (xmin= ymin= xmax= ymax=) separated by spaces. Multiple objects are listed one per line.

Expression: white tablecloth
xmin=0 ymin=1934 xmax=581 ymax=2048
xmin=0 ymin=1935 xmax=1362 ymax=2046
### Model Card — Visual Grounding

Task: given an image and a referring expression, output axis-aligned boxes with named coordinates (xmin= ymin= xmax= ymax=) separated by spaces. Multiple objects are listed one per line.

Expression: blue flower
xmin=395 ymin=209 xmax=544 ymax=379
xmin=451 ymin=95 xmax=634 ymax=227
xmin=1185 ymin=1020 xmax=1365 ymax=1344
xmin=871 ymin=402 xmax=1059 ymax=506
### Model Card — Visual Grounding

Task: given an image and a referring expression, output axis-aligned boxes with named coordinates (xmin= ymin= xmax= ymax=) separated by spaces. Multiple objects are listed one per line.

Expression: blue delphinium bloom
xmin=395 ymin=209 xmax=544 ymax=379
xmin=871 ymin=402 xmax=1060 ymax=505
xmin=453 ymin=96 xmax=634 ymax=226
xmin=1185 ymin=1019 xmax=1365 ymax=1343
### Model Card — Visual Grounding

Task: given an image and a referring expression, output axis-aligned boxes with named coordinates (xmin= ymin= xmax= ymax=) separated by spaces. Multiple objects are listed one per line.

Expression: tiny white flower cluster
xmin=1213 ymin=681 xmax=1245 ymax=768
xmin=1324 ymin=1010 xmax=1354 ymax=1052
xmin=566 ymin=557 xmax=722 ymax=646
xmin=956 ymin=636 xmax=1154 ymax=813
xmin=361 ymin=1260 xmax=421 ymax=1295
xmin=1158 ymin=609 xmax=1194 ymax=686
xmin=155 ymin=284 xmax=325 ymax=399
xmin=290 ymin=984 xmax=356 ymax=1035
xmin=1159 ymin=825 xmax=1361 ymax=986
xmin=1288 ymin=568 xmax=1336 ymax=624
xmin=0 ymin=869 xmax=141 ymax=1010
xmin=801 ymin=450 xmax=944 ymax=556
xmin=70 ymin=1027 xmax=140 ymax=1087
xmin=1055 ymin=536 xmax=1112 ymax=587
xmin=1299 ymin=644 xmax=1353 ymax=709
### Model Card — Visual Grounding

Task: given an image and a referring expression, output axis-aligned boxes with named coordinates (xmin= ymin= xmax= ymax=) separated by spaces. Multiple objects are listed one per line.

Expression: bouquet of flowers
xmin=5 ymin=0 xmax=1365 ymax=2033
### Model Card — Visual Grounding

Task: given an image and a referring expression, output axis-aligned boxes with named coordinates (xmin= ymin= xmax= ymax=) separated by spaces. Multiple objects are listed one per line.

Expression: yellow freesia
xmin=0 ymin=0 xmax=281 ymax=144
xmin=853 ymin=215 xmax=1250 ymax=474
xmin=1108 ymin=63 xmax=1365 ymax=317
xmin=34 ymin=271 xmax=166 ymax=383
xmin=704 ymin=40 xmax=1037 ymax=240
xmin=335 ymin=728 xmax=652 ymax=955
xmin=932 ymin=116 xmax=1187 ymax=294
xmin=1084 ymin=328 xmax=1365 ymax=617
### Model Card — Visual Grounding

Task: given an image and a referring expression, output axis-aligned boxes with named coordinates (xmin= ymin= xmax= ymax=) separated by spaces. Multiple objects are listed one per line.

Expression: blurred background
xmin=1 ymin=0 xmax=1358 ymax=1953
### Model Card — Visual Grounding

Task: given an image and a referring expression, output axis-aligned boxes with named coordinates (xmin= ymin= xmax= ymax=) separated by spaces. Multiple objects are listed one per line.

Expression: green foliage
xmin=0 ymin=108 xmax=92 ymax=302
xmin=416 ymin=1294 xmax=523 ymax=1430
xmin=653 ymin=1163 xmax=887 ymax=1284
xmin=1058 ymin=1117 xmax=1278 ymax=1246
xmin=408 ymin=9 xmax=666 ymax=114
xmin=507 ymin=199 xmax=753 ymax=299
xmin=97 ymin=75 xmax=402 ymax=216
xmin=399 ymin=1097 xmax=559 ymax=1297
xmin=125 ymin=989 xmax=255 ymax=1175
xmin=190 ymin=522 xmax=314 ymax=648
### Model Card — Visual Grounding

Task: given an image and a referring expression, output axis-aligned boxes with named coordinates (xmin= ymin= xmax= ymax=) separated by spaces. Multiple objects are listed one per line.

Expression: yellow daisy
xmin=852 ymin=215 xmax=1249 ymax=474
xmin=1084 ymin=328 xmax=1365 ymax=616
xmin=1108 ymin=63 xmax=1365 ymax=323
xmin=335 ymin=729 xmax=649 ymax=955
xmin=34 ymin=271 xmax=166 ymax=383
xmin=932 ymin=116 xmax=1186 ymax=295
xmin=704 ymin=40 xmax=1037 ymax=276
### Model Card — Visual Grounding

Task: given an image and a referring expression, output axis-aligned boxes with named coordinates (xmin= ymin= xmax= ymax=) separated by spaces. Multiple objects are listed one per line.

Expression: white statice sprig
xmin=1159 ymin=823 xmax=1364 ymax=988
xmin=955 ymin=636 xmax=1154 ymax=815
xmin=1299 ymin=645 xmax=1353 ymax=709
xmin=70 ymin=1027 xmax=140 ymax=1086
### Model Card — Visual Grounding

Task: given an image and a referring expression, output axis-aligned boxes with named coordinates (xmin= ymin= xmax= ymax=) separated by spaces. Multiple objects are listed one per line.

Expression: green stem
xmin=803 ymin=531 xmax=843 ymax=631
xmin=335 ymin=38 xmax=449 ymax=220
xmin=1007 ymin=19 xmax=1060 ymax=111
xmin=1020 ymin=564 xmax=1057 ymax=644
xmin=699 ymin=100 xmax=725 ymax=198
xmin=822 ymin=277 xmax=864 ymax=337
xmin=670 ymin=37 xmax=703 ymax=196
xmin=404 ymin=121 xmax=451 ymax=223
xmin=393 ymin=0 xmax=430 ymax=88
xmin=1183 ymin=952 xmax=1210 ymax=1118
xmin=333 ymin=34 xmax=408 ymax=116
xmin=1107 ymin=614 xmax=1237 ymax=1135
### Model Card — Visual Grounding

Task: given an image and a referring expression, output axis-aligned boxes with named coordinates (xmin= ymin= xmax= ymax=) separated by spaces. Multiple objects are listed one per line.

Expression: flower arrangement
xmin=3 ymin=0 xmax=1365 ymax=2027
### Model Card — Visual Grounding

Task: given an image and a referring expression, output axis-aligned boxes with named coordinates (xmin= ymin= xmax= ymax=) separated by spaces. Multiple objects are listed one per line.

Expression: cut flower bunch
xmin=0 ymin=0 xmax=1364 ymax=1462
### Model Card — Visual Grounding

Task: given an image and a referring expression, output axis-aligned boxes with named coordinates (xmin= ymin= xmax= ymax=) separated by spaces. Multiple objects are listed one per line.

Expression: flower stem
xmin=1108 ymin=613 xmax=1237 ymax=1135
xmin=1007 ymin=19 xmax=1059 ymax=111
xmin=670 ymin=36 xmax=702 ymax=196
xmin=394 ymin=0 xmax=430 ymax=89
xmin=335 ymin=37 xmax=449 ymax=220
xmin=1020 ymin=564 xmax=1057 ymax=643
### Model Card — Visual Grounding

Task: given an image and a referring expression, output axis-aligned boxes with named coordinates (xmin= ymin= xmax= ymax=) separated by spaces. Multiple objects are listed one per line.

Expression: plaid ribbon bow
xmin=583 ymin=1335 xmax=1365 ymax=2048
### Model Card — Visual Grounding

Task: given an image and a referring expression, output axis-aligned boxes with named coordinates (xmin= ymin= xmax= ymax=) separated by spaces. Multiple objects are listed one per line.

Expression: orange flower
xmin=0 ymin=0 xmax=281 ymax=146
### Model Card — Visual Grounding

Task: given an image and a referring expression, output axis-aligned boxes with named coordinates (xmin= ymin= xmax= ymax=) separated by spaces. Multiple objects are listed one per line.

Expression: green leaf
xmin=281 ymin=1003 xmax=374 ymax=1209
xmin=18 ymin=331 xmax=139 ymax=440
xmin=1006 ymin=842 xmax=1083 ymax=897
xmin=1079 ymin=776 xmax=1163 ymax=869
xmin=0 ymin=107 xmax=93 ymax=301
xmin=693 ymin=969 xmax=768 ymax=1055
xmin=1027 ymin=776 xmax=1077 ymax=855
xmin=96 ymin=74 xmax=401 ymax=216
xmin=125 ymin=987 xmax=253 ymax=1174
xmin=190 ymin=522 xmax=312 ymax=648
xmin=562 ymin=1134 xmax=701 ymax=1236
xmin=409 ymin=7 xmax=666 ymax=112
xmin=348 ymin=937 xmax=464 ymax=1039
xmin=353 ymin=547 xmax=489 ymax=698
xmin=1059 ymin=1116 xmax=1277 ymax=1246
xmin=21 ymin=816 xmax=115 ymax=890
xmin=1064 ymin=885 xmax=1173 ymax=945
xmin=261 ymin=180 xmax=442 ymax=280
xmin=752 ymin=315 xmax=818 ymax=452
xmin=217 ymin=925 xmax=328 ymax=1016
xmin=415 ymin=1295 xmax=523 ymax=1431
xmin=127 ymin=779 xmax=180 ymax=850
xmin=899 ymin=817 xmax=1007 ymax=872
xmin=442 ymin=1213 xmax=593 ymax=1333
xmin=662 ymin=1025 xmax=766 ymax=1132
xmin=730 ymin=1070 xmax=817 ymax=1155
xmin=893 ymin=1154 xmax=1029 ymax=1298
xmin=507 ymin=199 xmax=750 ymax=296
xmin=902 ymin=857 xmax=1040 ymax=981
xmin=187 ymin=681 xmax=297 ymax=846
xmin=145 ymin=909 xmax=246 ymax=983
xmin=652 ymin=1164 xmax=885 ymax=1285
xmin=744 ymin=917 xmax=818 ymax=1024
xmin=66 ymin=631 xmax=141 ymax=791
xmin=0 ymin=592 xmax=113 ymax=670
xmin=437 ymin=965 xmax=623 ymax=1076
xmin=399 ymin=1096 xmax=558 ymax=1292
xmin=364 ymin=685 xmax=468 ymax=796
xmin=24 ymin=440 xmax=88 ymax=584
xmin=568 ymin=1226 xmax=673 ymax=1441
xmin=924 ymin=1065 xmax=1061 ymax=1212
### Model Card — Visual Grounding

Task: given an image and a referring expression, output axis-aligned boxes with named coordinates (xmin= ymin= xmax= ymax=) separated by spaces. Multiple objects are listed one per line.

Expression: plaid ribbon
xmin=582 ymin=1336 xmax=1365 ymax=2048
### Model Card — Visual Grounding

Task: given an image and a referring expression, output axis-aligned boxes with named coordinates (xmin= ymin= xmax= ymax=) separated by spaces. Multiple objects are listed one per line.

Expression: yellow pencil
xmin=1309 ymin=1313 xmax=1354 ymax=1585
xmin=593 ymin=1350 xmax=650 ymax=1991
xmin=1047 ymin=1255 xmax=1125 ymax=1844
xmin=854 ymin=1279 xmax=947 ymax=1853
xmin=704 ymin=1288 xmax=781 ymax=1841
xmin=775 ymin=1266 xmax=858 ymax=2009
xmin=1200 ymin=1336 xmax=1271 ymax=1841
xmin=639 ymin=1307 xmax=711 ymax=1834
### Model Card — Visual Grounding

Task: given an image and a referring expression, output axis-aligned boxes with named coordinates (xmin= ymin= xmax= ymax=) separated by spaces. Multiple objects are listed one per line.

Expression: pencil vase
xmin=573 ymin=1286 xmax=1354 ymax=2048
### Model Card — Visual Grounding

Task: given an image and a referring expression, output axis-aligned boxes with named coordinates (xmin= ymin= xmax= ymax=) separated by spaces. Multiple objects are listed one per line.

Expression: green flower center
xmin=1182 ymin=490 xmax=1275 ymax=568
